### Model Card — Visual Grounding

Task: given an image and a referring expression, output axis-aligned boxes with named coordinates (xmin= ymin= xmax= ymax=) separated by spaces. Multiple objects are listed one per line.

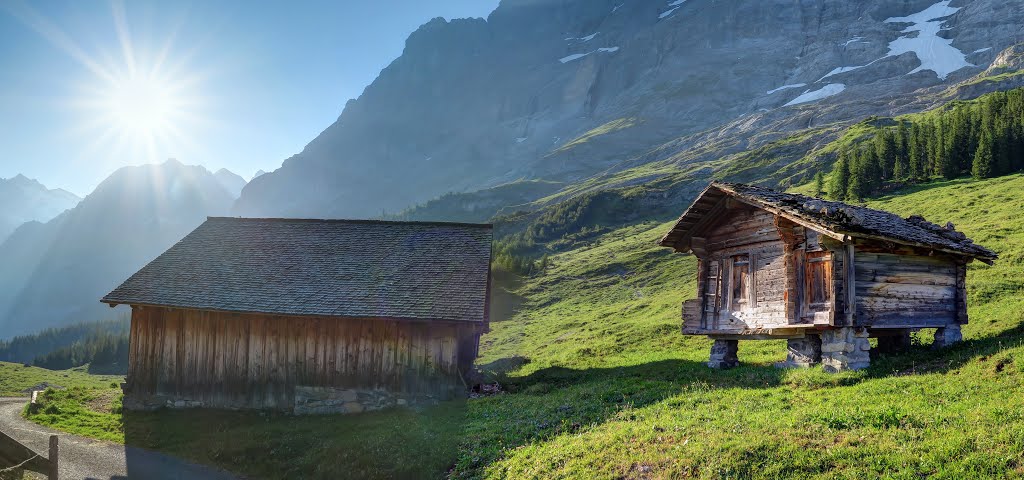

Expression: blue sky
xmin=0 ymin=0 xmax=500 ymax=196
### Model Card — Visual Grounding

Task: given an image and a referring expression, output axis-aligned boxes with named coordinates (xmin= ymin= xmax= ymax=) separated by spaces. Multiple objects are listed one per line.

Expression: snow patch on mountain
xmin=840 ymin=36 xmax=864 ymax=47
xmin=559 ymin=53 xmax=589 ymax=63
xmin=973 ymin=47 xmax=992 ymax=54
xmin=884 ymin=0 xmax=972 ymax=79
xmin=766 ymin=83 xmax=807 ymax=95
xmin=820 ymin=64 xmax=869 ymax=80
xmin=559 ymin=47 xmax=621 ymax=64
xmin=784 ymin=83 xmax=846 ymax=106
xmin=659 ymin=0 xmax=686 ymax=19
xmin=566 ymin=32 xmax=598 ymax=42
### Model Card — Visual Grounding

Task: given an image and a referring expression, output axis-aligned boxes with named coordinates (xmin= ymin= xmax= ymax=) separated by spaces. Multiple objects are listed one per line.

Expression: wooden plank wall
xmin=854 ymin=249 xmax=958 ymax=327
xmin=128 ymin=307 xmax=479 ymax=410
xmin=702 ymin=206 xmax=788 ymax=330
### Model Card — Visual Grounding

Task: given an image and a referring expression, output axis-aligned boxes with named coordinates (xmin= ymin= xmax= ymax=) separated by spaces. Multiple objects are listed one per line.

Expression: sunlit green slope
xmin=458 ymin=174 xmax=1024 ymax=479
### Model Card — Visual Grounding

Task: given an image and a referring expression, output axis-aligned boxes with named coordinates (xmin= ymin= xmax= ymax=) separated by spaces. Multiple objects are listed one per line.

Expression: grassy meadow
xmin=14 ymin=174 xmax=1024 ymax=478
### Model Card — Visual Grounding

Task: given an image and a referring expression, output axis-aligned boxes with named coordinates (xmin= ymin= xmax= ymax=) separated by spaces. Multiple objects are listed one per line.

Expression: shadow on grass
xmin=122 ymin=400 xmax=469 ymax=480
xmin=117 ymin=324 xmax=1024 ymax=479
xmin=869 ymin=323 xmax=1024 ymax=377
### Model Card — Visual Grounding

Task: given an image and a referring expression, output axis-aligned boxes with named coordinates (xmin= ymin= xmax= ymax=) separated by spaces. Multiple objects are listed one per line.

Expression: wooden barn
xmin=659 ymin=182 xmax=997 ymax=372
xmin=102 ymin=217 xmax=492 ymax=414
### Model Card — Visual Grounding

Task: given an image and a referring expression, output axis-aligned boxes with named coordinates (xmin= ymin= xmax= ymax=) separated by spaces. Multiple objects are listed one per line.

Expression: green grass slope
xmin=454 ymin=174 xmax=1024 ymax=479
xmin=0 ymin=361 xmax=122 ymax=396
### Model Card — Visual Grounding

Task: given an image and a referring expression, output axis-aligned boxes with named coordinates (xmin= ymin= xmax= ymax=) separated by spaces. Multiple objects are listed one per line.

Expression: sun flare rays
xmin=4 ymin=0 xmax=211 ymax=171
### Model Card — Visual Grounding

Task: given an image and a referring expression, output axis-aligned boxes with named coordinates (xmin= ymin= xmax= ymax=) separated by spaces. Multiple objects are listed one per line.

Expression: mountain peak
xmin=213 ymin=168 xmax=247 ymax=199
xmin=6 ymin=174 xmax=41 ymax=188
xmin=0 ymin=173 xmax=81 ymax=244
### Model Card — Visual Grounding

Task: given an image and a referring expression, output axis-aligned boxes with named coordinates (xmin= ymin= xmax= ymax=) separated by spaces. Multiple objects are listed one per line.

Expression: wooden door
xmin=802 ymin=251 xmax=833 ymax=324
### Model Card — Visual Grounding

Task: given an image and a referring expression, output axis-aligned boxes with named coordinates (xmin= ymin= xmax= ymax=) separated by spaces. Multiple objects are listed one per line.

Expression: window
xmin=731 ymin=254 xmax=750 ymax=312
xmin=704 ymin=260 xmax=720 ymax=317
xmin=805 ymin=251 xmax=832 ymax=307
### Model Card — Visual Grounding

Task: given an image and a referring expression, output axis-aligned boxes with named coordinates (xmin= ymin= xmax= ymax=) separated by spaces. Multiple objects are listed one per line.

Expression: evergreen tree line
xmin=0 ymin=317 xmax=128 ymax=368
xmin=32 ymin=331 xmax=129 ymax=373
xmin=824 ymin=88 xmax=1024 ymax=201
xmin=493 ymin=238 xmax=551 ymax=276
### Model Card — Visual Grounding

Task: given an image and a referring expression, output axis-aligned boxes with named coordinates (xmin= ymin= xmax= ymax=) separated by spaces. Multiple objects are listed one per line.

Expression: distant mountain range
xmin=0 ymin=175 xmax=79 ymax=244
xmin=4 ymin=0 xmax=1024 ymax=338
xmin=0 ymin=160 xmax=237 ymax=337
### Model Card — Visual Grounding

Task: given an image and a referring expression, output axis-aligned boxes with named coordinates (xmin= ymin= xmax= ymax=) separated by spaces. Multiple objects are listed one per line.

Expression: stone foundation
xmin=121 ymin=393 xmax=206 ymax=412
xmin=293 ymin=386 xmax=440 ymax=415
xmin=121 ymin=384 xmax=448 ymax=414
xmin=933 ymin=324 xmax=963 ymax=349
xmin=708 ymin=339 xmax=739 ymax=369
xmin=778 ymin=334 xmax=822 ymax=368
xmin=820 ymin=327 xmax=870 ymax=372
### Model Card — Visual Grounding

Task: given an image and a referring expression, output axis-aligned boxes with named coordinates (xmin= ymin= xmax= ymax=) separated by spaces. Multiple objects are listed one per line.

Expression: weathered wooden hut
xmin=102 ymin=217 xmax=492 ymax=414
xmin=659 ymin=182 xmax=996 ymax=372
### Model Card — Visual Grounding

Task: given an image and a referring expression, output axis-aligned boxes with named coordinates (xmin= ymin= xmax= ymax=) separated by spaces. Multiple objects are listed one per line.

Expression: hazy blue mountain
xmin=0 ymin=160 xmax=234 ymax=337
xmin=214 ymin=168 xmax=248 ymax=198
xmin=0 ymin=174 xmax=80 ymax=243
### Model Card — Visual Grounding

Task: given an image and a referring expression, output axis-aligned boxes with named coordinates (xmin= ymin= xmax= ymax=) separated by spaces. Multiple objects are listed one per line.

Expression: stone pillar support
xmin=778 ymin=334 xmax=821 ymax=368
xmin=708 ymin=338 xmax=739 ymax=369
xmin=933 ymin=324 xmax=963 ymax=349
xmin=820 ymin=327 xmax=870 ymax=372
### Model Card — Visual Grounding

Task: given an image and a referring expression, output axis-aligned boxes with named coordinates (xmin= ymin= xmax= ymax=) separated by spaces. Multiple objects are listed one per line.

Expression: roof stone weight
xmin=660 ymin=182 xmax=997 ymax=262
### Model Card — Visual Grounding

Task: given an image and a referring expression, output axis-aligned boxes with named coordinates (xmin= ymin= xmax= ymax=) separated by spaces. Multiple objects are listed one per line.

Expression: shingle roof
xmin=660 ymin=182 xmax=997 ymax=262
xmin=102 ymin=218 xmax=493 ymax=322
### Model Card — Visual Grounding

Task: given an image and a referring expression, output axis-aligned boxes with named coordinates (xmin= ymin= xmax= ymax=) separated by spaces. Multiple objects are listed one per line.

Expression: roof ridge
xmin=206 ymin=216 xmax=493 ymax=229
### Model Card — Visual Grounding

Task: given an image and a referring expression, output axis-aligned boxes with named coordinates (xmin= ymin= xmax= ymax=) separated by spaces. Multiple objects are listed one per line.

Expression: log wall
xmin=853 ymin=250 xmax=960 ymax=327
xmin=126 ymin=306 xmax=482 ymax=410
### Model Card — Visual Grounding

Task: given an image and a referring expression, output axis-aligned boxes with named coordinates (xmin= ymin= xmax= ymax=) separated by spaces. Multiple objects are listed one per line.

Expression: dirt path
xmin=0 ymin=397 xmax=238 ymax=480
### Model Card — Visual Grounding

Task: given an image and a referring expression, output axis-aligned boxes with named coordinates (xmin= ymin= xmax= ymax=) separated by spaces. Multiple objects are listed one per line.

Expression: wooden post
xmin=844 ymin=242 xmax=856 ymax=326
xmin=47 ymin=435 xmax=58 ymax=480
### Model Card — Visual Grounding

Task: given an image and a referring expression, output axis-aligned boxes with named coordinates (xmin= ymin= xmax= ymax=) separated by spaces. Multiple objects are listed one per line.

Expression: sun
xmin=103 ymin=74 xmax=177 ymax=138
xmin=8 ymin=1 xmax=210 ymax=172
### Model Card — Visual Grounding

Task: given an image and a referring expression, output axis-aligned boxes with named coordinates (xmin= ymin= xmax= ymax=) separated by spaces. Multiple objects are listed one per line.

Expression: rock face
xmin=235 ymin=0 xmax=1024 ymax=220
xmin=0 ymin=174 xmax=80 ymax=244
xmin=0 ymin=160 xmax=235 ymax=337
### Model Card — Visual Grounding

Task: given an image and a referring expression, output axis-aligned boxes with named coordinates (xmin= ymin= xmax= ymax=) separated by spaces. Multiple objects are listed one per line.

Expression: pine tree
xmin=827 ymin=150 xmax=850 ymax=200
xmin=861 ymin=146 xmax=883 ymax=195
xmin=908 ymin=122 xmax=924 ymax=181
xmin=874 ymin=129 xmax=897 ymax=180
xmin=972 ymin=129 xmax=995 ymax=179
xmin=813 ymin=171 xmax=825 ymax=197
xmin=846 ymin=149 xmax=867 ymax=201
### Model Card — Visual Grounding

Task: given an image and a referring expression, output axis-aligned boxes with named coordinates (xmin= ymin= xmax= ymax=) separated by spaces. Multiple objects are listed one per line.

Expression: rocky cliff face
xmin=0 ymin=175 xmax=80 ymax=243
xmin=0 ymin=160 xmax=235 ymax=337
xmin=234 ymin=0 xmax=1024 ymax=219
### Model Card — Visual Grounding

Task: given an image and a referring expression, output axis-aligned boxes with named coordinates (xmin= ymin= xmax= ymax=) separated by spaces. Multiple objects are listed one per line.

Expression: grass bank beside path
xmin=0 ymin=362 xmax=122 ymax=397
